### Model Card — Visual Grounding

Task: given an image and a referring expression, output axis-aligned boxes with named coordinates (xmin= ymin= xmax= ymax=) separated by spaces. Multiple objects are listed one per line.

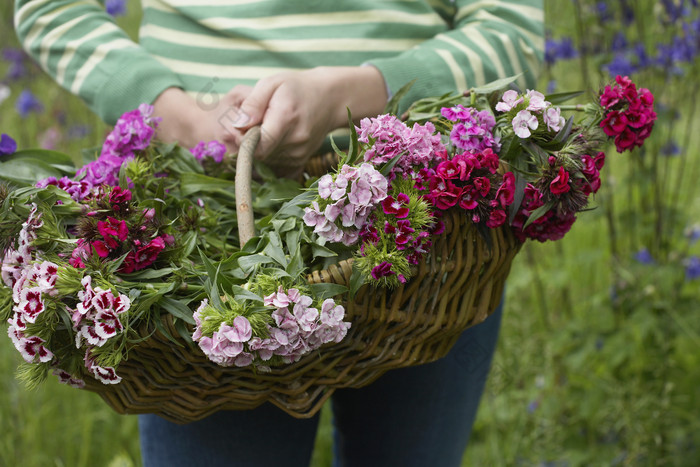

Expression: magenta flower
xmin=191 ymin=140 xmax=226 ymax=163
xmin=97 ymin=217 xmax=129 ymax=249
xmin=371 ymin=261 xmax=395 ymax=280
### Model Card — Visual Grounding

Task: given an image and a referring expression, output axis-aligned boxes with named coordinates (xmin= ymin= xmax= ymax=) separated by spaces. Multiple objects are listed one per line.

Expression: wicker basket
xmin=81 ymin=127 xmax=522 ymax=423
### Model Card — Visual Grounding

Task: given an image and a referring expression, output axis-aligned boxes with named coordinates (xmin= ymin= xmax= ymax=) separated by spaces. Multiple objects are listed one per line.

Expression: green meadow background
xmin=1 ymin=1 xmax=699 ymax=465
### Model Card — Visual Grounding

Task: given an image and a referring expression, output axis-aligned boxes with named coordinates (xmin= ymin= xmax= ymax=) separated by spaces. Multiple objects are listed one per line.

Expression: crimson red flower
xmin=599 ymin=75 xmax=656 ymax=153
xmin=97 ymin=217 xmax=128 ymax=249
xmin=550 ymin=167 xmax=571 ymax=195
xmin=119 ymin=236 xmax=166 ymax=273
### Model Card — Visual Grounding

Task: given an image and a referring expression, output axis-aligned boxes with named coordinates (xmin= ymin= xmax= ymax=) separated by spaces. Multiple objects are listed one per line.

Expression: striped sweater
xmin=15 ymin=0 xmax=544 ymax=124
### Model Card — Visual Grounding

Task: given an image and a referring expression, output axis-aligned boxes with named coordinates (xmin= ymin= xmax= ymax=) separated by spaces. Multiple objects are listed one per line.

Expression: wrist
xmin=319 ymin=66 xmax=389 ymax=130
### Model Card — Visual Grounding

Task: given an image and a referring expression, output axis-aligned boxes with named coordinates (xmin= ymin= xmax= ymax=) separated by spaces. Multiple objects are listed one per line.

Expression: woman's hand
xmin=229 ymin=66 xmax=388 ymax=175
xmin=151 ymin=87 xmax=249 ymax=153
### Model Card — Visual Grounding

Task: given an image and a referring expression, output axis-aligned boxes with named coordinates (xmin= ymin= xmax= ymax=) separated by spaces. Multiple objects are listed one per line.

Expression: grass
xmin=2 ymin=1 xmax=700 ymax=466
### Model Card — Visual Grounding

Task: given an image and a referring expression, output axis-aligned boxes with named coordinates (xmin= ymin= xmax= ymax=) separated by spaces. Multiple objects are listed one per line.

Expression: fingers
xmin=233 ymin=77 xmax=282 ymax=130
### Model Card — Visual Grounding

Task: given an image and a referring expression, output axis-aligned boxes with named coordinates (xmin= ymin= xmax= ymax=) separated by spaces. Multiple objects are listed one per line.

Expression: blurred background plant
xmin=0 ymin=1 xmax=699 ymax=466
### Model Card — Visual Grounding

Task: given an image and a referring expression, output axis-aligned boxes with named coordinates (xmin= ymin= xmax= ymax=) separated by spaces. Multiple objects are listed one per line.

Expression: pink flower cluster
xmin=191 ymin=140 xmax=226 ymax=164
xmin=426 ymin=149 xmax=516 ymax=228
xmin=441 ymin=104 xmax=500 ymax=153
xmin=356 ymin=114 xmax=445 ymax=179
xmin=496 ymin=90 xmax=565 ymax=139
xmin=511 ymin=184 xmax=577 ymax=242
xmin=303 ymin=163 xmax=388 ymax=246
xmin=75 ymin=104 xmax=158 ymax=187
xmin=192 ymin=289 xmax=350 ymax=367
xmin=599 ymin=75 xmax=656 ymax=153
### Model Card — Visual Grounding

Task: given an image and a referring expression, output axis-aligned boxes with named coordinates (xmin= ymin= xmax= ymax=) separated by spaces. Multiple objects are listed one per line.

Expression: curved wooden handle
xmin=235 ymin=126 xmax=261 ymax=247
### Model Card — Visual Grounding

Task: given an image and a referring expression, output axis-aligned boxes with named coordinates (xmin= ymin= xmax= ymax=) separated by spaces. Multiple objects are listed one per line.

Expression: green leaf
xmin=263 ymin=231 xmax=288 ymax=268
xmin=286 ymin=247 xmax=305 ymax=279
xmin=122 ymin=267 xmax=175 ymax=280
xmin=349 ymin=265 xmax=366 ymax=299
xmin=0 ymin=158 xmax=72 ymax=185
xmin=312 ymin=243 xmax=338 ymax=259
xmin=346 ymin=108 xmax=361 ymax=165
xmin=379 ymin=152 xmax=403 ymax=178
xmin=522 ymin=202 xmax=555 ymax=230
xmin=384 ymin=79 xmax=417 ymax=115
xmin=508 ymin=171 xmax=528 ymax=225
xmin=309 ymin=282 xmax=348 ymax=301
xmin=231 ymin=285 xmax=264 ymax=302
xmin=546 ymin=90 xmax=585 ymax=105
xmin=471 ymin=74 xmax=522 ymax=95
xmin=180 ymin=173 xmax=236 ymax=196
xmin=540 ymin=116 xmax=574 ymax=150
xmin=238 ymin=254 xmax=274 ymax=273
xmin=5 ymin=149 xmax=76 ymax=166
xmin=174 ymin=319 xmax=194 ymax=344
xmin=159 ymin=296 xmax=196 ymax=324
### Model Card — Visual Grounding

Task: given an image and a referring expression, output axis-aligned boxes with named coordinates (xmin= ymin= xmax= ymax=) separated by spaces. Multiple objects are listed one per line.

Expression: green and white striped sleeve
xmin=369 ymin=0 xmax=544 ymax=111
xmin=14 ymin=0 xmax=184 ymax=124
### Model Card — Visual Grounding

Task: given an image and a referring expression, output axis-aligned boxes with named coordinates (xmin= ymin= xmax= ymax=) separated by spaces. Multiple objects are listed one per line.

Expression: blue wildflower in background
xmin=604 ymin=53 xmax=636 ymax=77
xmin=595 ymin=2 xmax=612 ymax=23
xmin=634 ymin=248 xmax=654 ymax=265
xmin=105 ymin=0 xmax=127 ymax=17
xmin=685 ymin=256 xmax=700 ymax=281
xmin=685 ymin=225 xmax=700 ymax=244
xmin=15 ymin=90 xmax=43 ymax=118
xmin=3 ymin=47 xmax=28 ymax=82
xmin=661 ymin=140 xmax=682 ymax=157
xmin=0 ymin=134 xmax=17 ymax=155
xmin=545 ymin=37 xmax=578 ymax=66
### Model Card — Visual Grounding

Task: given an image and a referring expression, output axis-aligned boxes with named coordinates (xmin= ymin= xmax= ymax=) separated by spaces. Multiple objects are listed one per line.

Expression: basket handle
xmin=235 ymin=126 xmax=261 ymax=247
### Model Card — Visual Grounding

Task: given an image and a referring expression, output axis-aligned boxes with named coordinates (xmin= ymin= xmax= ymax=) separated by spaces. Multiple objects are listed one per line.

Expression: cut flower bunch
xmin=0 ymin=75 xmax=654 ymax=390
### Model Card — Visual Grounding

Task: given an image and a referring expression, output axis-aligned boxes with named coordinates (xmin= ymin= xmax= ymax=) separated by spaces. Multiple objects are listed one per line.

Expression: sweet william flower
xmin=512 ymin=110 xmax=539 ymax=138
xmin=382 ymin=193 xmax=410 ymax=218
xmin=371 ymin=261 xmax=395 ymax=280
xmin=495 ymin=90 xmax=523 ymax=112
xmin=550 ymin=167 xmax=571 ymax=195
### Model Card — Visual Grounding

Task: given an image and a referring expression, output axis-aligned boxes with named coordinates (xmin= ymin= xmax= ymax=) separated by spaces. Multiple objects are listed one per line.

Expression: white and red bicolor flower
xmin=77 ymin=324 xmax=108 ymax=347
xmin=90 ymin=364 xmax=122 ymax=385
xmin=16 ymin=335 xmax=53 ymax=364
xmin=52 ymin=369 xmax=85 ymax=389
xmin=17 ymin=286 xmax=45 ymax=324
xmin=84 ymin=351 xmax=122 ymax=384
xmin=94 ymin=310 xmax=124 ymax=340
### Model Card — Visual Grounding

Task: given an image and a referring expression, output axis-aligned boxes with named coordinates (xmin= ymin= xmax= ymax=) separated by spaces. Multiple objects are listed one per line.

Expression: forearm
xmin=15 ymin=0 xmax=183 ymax=124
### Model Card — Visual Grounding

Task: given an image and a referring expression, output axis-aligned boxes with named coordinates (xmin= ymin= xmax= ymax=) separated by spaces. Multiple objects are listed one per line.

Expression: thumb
xmin=231 ymin=77 xmax=279 ymax=130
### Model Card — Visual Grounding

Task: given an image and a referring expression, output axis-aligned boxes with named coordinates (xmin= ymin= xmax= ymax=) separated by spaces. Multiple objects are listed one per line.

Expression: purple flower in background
xmin=15 ymin=90 xmax=44 ymax=118
xmin=634 ymin=248 xmax=654 ymax=265
xmin=0 ymin=133 xmax=17 ymax=155
xmin=661 ymin=140 xmax=681 ymax=157
xmin=67 ymin=124 xmax=91 ymax=140
xmin=611 ymin=32 xmax=628 ymax=52
xmin=685 ymin=256 xmax=700 ymax=281
xmin=620 ymin=0 xmax=635 ymax=25
xmin=603 ymin=53 xmax=636 ymax=78
xmin=595 ymin=2 xmax=612 ymax=23
xmin=105 ymin=0 xmax=127 ymax=17
xmin=191 ymin=140 xmax=226 ymax=163
xmin=3 ymin=47 xmax=28 ymax=82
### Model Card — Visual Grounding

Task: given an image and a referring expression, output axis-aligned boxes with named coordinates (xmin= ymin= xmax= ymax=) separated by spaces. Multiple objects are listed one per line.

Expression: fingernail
xmin=231 ymin=111 xmax=250 ymax=128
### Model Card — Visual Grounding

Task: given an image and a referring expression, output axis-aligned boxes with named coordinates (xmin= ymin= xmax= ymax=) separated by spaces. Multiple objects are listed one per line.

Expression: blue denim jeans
xmin=139 ymin=301 xmax=503 ymax=467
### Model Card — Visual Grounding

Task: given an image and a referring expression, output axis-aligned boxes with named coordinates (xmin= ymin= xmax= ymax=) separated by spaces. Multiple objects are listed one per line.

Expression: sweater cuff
xmin=94 ymin=54 xmax=184 ymax=124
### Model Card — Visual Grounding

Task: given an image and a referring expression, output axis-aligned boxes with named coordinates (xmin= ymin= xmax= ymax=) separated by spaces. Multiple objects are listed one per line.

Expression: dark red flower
xmin=550 ymin=167 xmax=571 ymax=195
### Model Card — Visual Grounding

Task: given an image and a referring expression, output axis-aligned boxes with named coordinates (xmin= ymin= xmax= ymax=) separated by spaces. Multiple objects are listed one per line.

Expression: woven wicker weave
xmin=81 ymin=128 xmax=522 ymax=423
